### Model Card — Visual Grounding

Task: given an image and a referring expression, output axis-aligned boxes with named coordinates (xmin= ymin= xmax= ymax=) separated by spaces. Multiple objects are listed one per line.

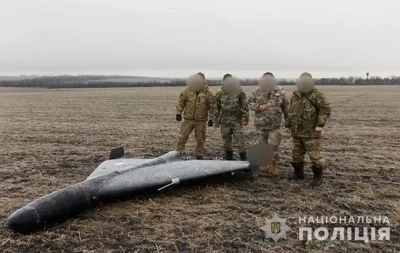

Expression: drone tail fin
xmin=109 ymin=147 xmax=125 ymax=160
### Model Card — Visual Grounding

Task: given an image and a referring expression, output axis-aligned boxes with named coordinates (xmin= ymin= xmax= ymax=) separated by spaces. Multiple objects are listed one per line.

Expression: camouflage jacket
xmin=248 ymin=86 xmax=289 ymax=130
xmin=285 ymin=88 xmax=331 ymax=137
xmin=176 ymin=86 xmax=214 ymax=122
xmin=213 ymin=89 xmax=249 ymax=125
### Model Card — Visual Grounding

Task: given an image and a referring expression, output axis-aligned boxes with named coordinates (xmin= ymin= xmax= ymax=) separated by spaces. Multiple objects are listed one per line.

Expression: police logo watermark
xmin=260 ymin=214 xmax=391 ymax=243
xmin=298 ymin=215 xmax=391 ymax=242
xmin=260 ymin=213 xmax=290 ymax=243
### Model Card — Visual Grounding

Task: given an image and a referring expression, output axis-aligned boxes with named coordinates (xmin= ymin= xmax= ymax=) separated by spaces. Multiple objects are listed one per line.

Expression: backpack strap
xmin=305 ymin=95 xmax=319 ymax=113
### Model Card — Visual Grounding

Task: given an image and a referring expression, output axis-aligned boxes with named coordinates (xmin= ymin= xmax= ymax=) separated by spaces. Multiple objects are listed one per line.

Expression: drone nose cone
xmin=5 ymin=206 xmax=41 ymax=234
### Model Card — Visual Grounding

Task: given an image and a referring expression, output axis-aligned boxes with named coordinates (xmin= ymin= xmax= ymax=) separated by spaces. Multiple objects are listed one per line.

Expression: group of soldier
xmin=175 ymin=72 xmax=331 ymax=187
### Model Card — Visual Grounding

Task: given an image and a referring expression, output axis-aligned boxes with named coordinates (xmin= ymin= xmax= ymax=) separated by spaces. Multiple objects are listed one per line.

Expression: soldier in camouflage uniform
xmin=285 ymin=72 xmax=331 ymax=186
xmin=176 ymin=73 xmax=214 ymax=159
xmin=248 ymin=72 xmax=289 ymax=175
xmin=213 ymin=74 xmax=249 ymax=161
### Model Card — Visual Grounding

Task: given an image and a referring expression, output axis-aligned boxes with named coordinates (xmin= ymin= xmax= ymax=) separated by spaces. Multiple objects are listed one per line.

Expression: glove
xmin=208 ymin=120 xmax=213 ymax=127
xmin=176 ymin=114 xmax=182 ymax=121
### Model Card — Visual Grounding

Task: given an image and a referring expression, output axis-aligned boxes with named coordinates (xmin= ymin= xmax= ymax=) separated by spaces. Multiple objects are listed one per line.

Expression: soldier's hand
xmin=213 ymin=123 xmax=219 ymax=129
xmin=315 ymin=127 xmax=323 ymax=137
xmin=241 ymin=121 xmax=248 ymax=127
xmin=259 ymin=105 xmax=269 ymax=111
xmin=176 ymin=114 xmax=182 ymax=121
xmin=284 ymin=128 xmax=291 ymax=135
xmin=208 ymin=120 xmax=213 ymax=127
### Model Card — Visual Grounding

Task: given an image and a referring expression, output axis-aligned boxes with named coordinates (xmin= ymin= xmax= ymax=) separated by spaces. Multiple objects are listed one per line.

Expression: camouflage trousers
xmin=292 ymin=137 xmax=323 ymax=166
xmin=220 ymin=123 xmax=246 ymax=153
xmin=256 ymin=128 xmax=281 ymax=164
xmin=176 ymin=120 xmax=207 ymax=157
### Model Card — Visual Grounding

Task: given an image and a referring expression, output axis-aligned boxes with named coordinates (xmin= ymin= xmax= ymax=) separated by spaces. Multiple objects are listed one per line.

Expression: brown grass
xmin=0 ymin=86 xmax=399 ymax=252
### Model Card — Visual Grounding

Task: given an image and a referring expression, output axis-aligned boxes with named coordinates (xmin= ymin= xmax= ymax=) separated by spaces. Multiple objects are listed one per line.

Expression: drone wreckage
xmin=5 ymin=144 xmax=273 ymax=234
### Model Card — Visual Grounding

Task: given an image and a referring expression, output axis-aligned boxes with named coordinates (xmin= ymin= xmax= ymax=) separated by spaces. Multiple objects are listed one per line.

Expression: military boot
xmin=289 ymin=162 xmax=305 ymax=180
xmin=225 ymin=151 xmax=234 ymax=160
xmin=260 ymin=164 xmax=279 ymax=176
xmin=239 ymin=152 xmax=247 ymax=161
xmin=260 ymin=164 xmax=271 ymax=173
xmin=196 ymin=156 xmax=204 ymax=160
xmin=311 ymin=165 xmax=323 ymax=187
xmin=269 ymin=163 xmax=279 ymax=176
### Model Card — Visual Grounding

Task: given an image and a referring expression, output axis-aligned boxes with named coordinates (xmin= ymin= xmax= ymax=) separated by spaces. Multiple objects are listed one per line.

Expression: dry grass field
xmin=0 ymin=85 xmax=399 ymax=252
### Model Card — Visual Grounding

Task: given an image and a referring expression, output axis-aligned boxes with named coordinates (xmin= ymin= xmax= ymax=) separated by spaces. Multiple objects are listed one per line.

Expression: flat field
xmin=0 ymin=86 xmax=399 ymax=252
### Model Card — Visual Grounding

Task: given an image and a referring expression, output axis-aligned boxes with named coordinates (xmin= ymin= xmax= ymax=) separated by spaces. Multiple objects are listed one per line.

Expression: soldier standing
xmin=248 ymin=72 xmax=289 ymax=175
xmin=213 ymin=74 xmax=249 ymax=161
xmin=285 ymin=72 xmax=331 ymax=186
xmin=175 ymin=73 xmax=214 ymax=159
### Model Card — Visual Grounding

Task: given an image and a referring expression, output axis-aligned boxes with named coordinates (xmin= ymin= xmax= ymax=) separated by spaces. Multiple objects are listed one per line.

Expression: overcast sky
xmin=1 ymin=0 xmax=399 ymax=78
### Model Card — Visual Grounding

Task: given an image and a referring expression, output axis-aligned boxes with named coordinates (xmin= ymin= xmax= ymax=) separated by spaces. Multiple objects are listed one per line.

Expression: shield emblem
xmin=271 ymin=222 xmax=280 ymax=234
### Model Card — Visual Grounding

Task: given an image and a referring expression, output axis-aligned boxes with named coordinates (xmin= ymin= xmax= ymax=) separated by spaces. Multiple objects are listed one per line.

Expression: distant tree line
xmin=1 ymin=75 xmax=400 ymax=88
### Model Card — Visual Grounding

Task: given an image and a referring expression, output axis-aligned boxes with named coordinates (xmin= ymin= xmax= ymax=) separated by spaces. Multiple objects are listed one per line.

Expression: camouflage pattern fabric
xmin=176 ymin=120 xmax=207 ymax=157
xmin=248 ymin=86 xmax=289 ymax=131
xmin=300 ymin=72 xmax=312 ymax=78
xmin=213 ymin=88 xmax=249 ymax=153
xmin=285 ymin=88 xmax=331 ymax=137
xmin=292 ymin=137 xmax=324 ymax=166
xmin=220 ymin=123 xmax=246 ymax=153
xmin=176 ymin=86 xmax=214 ymax=122
xmin=213 ymin=89 xmax=249 ymax=125
xmin=256 ymin=128 xmax=281 ymax=164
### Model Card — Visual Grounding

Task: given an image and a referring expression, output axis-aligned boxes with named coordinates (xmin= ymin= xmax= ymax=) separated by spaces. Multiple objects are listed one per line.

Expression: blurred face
xmin=259 ymin=75 xmax=277 ymax=92
xmin=222 ymin=77 xmax=240 ymax=93
xmin=297 ymin=76 xmax=314 ymax=94
xmin=187 ymin=75 xmax=205 ymax=92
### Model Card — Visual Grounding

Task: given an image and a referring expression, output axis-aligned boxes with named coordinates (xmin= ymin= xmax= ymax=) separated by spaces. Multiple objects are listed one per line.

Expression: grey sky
xmin=1 ymin=0 xmax=399 ymax=78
